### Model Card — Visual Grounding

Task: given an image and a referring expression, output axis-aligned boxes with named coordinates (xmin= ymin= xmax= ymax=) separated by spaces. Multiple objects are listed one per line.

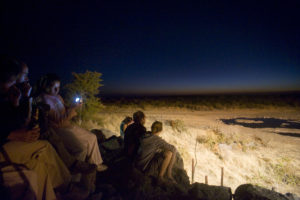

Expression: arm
xmin=17 ymin=81 xmax=33 ymax=127
xmin=0 ymin=100 xmax=39 ymax=144
xmin=122 ymin=124 xmax=127 ymax=132
xmin=154 ymin=135 xmax=176 ymax=153
xmin=58 ymin=95 xmax=79 ymax=125
xmin=7 ymin=127 xmax=40 ymax=143
xmin=42 ymin=95 xmax=78 ymax=128
xmin=17 ymin=97 xmax=33 ymax=127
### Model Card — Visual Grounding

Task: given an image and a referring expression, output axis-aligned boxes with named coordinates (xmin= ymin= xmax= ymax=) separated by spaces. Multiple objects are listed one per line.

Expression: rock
xmin=96 ymin=155 xmax=190 ymax=200
xmin=91 ymin=129 xmax=107 ymax=143
xmin=285 ymin=193 xmax=300 ymax=200
xmin=101 ymin=136 xmax=123 ymax=151
xmin=189 ymin=183 xmax=232 ymax=200
xmin=89 ymin=192 xmax=103 ymax=200
xmin=234 ymin=184 xmax=289 ymax=200
xmin=98 ymin=136 xmax=125 ymax=164
xmin=124 ymin=167 xmax=189 ymax=200
xmin=98 ymin=128 xmax=117 ymax=138
xmin=95 ymin=184 xmax=122 ymax=200
xmin=172 ymin=153 xmax=190 ymax=188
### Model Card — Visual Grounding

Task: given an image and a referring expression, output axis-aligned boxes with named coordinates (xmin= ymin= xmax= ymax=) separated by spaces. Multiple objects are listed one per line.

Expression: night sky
xmin=1 ymin=1 xmax=300 ymax=95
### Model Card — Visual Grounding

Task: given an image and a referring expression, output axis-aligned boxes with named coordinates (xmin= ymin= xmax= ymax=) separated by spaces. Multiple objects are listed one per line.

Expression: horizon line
xmin=100 ymin=90 xmax=300 ymax=97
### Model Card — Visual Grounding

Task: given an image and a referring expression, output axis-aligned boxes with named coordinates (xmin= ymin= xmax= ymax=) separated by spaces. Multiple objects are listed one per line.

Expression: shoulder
xmin=39 ymin=93 xmax=51 ymax=104
xmin=141 ymin=131 xmax=153 ymax=139
xmin=153 ymin=135 xmax=176 ymax=150
xmin=137 ymin=124 xmax=146 ymax=132
xmin=152 ymin=134 xmax=164 ymax=141
xmin=125 ymin=123 xmax=133 ymax=131
xmin=57 ymin=95 xmax=64 ymax=103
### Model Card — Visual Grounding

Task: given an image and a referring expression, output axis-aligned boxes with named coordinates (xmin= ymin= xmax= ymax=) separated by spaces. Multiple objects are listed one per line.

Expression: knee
xmin=164 ymin=151 xmax=173 ymax=158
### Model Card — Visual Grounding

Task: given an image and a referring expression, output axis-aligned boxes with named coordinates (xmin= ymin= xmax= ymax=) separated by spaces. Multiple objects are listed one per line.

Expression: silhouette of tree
xmin=65 ymin=70 xmax=104 ymax=123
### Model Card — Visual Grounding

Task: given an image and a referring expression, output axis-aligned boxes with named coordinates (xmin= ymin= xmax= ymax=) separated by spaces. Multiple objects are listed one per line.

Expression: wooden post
xmin=191 ymin=159 xmax=195 ymax=184
xmin=205 ymin=176 xmax=208 ymax=184
xmin=221 ymin=167 xmax=224 ymax=186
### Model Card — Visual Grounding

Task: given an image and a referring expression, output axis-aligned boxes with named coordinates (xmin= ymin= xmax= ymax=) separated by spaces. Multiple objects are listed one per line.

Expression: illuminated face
xmin=17 ymin=64 xmax=29 ymax=83
xmin=48 ymin=81 xmax=60 ymax=95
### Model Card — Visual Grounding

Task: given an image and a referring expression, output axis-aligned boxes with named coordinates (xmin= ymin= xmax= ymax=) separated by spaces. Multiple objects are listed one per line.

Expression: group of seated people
xmin=0 ymin=56 xmax=178 ymax=200
xmin=122 ymin=111 xmax=178 ymax=184
xmin=0 ymin=57 xmax=107 ymax=200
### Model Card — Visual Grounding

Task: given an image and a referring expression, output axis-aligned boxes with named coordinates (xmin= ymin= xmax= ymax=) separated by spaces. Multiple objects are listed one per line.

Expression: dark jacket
xmin=124 ymin=122 xmax=146 ymax=160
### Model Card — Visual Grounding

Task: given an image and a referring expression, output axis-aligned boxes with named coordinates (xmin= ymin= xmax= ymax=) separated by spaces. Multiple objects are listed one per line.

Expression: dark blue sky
xmin=1 ymin=1 xmax=300 ymax=95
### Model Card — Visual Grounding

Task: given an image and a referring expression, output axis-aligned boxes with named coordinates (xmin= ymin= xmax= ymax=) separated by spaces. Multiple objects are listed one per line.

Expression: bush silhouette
xmin=65 ymin=70 xmax=104 ymax=124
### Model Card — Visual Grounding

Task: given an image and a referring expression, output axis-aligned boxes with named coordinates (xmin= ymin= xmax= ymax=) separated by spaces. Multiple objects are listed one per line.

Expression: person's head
xmin=37 ymin=73 xmax=61 ymax=96
xmin=133 ymin=111 xmax=145 ymax=125
xmin=123 ymin=116 xmax=133 ymax=125
xmin=0 ymin=56 xmax=23 ymax=93
xmin=151 ymin=121 xmax=163 ymax=135
xmin=16 ymin=63 xmax=29 ymax=84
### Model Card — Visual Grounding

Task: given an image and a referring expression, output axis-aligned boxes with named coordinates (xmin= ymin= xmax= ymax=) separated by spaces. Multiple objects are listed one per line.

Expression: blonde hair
xmin=151 ymin=121 xmax=162 ymax=134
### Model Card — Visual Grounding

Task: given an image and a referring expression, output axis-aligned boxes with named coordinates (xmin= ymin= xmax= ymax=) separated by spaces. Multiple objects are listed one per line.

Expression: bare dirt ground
xmin=89 ymin=107 xmax=300 ymax=195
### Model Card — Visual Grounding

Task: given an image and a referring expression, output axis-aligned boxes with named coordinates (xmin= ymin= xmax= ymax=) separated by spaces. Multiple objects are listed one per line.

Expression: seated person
xmin=35 ymin=73 xmax=107 ymax=172
xmin=120 ymin=116 xmax=133 ymax=139
xmin=0 ymin=57 xmax=71 ymax=200
xmin=124 ymin=111 xmax=146 ymax=160
xmin=15 ymin=64 xmax=96 ymax=176
xmin=135 ymin=121 xmax=177 ymax=183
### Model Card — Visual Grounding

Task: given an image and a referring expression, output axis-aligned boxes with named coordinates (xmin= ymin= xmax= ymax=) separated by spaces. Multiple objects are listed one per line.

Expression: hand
xmin=21 ymin=82 xmax=32 ymax=98
xmin=23 ymin=97 xmax=33 ymax=127
xmin=68 ymin=108 xmax=78 ymax=118
xmin=71 ymin=102 xmax=83 ymax=109
xmin=8 ymin=85 xmax=21 ymax=107
xmin=23 ymin=127 xmax=40 ymax=142
xmin=76 ymin=102 xmax=83 ymax=108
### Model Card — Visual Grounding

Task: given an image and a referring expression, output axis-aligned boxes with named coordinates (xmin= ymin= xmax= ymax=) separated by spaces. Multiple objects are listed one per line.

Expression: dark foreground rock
xmin=234 ymin=184 xmax=289 ymax=200
xmin=189 ymin=183 xmax=232 ymax=200
xmin=285 ymin=193 xmax=300 ymax=200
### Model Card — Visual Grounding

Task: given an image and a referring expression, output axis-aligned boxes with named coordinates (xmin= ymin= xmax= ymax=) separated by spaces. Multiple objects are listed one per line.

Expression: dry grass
xmin=85 ymin=107 xmax=300 ymax=196
xmin=249 ymin=157 xmax=300 ymax=188
xmin=270 ymin=157 xmax=300 ymax=186
xmin=166 ymin=119 xmax=186 ymax=133
xmin=102 ymin=94 xmax=300 ymax=111
xmin=196 ymin=127 xmax=251 ymax=159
